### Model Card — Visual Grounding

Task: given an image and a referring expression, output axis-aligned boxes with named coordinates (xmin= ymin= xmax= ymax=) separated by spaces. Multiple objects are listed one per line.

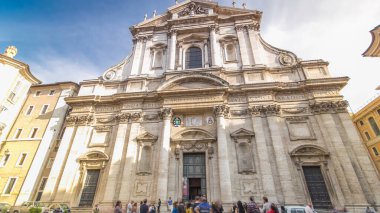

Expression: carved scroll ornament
xmin=178 ymin=2 xmax=207 ymax=17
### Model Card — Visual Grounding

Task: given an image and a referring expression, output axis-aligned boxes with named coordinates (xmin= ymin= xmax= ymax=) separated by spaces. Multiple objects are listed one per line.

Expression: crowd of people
xmin=105 ymin=196 xmax=300 ymax=213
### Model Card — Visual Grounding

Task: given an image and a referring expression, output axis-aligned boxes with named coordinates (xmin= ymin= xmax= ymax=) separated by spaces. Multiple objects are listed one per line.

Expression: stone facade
xmin=35 ymin=0 xmax=380 ymax=212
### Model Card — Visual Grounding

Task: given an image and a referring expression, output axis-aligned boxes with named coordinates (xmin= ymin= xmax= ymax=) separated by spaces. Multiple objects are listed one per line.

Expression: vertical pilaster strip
xmin=131 ymin=38 xmax=143 ymax=76
xmin=235 ymin=25 xmax=250 ymax=68
xmin=169 ymin=30 xmax=177 ymax=70
xmin=178 ymin=43 xmax=183 ymax=70
xmin=247 ymin=24 xmax=262 ymax=65
xmin=103 ymin=114 xmax=130 ymax=202
xmin=204 ymin=40 xmax=209 ymax=68
xmin=141 ymin=37 xmax=153 ymax=75
xmin=249 ymin=107 xmax=276 ymax=201
xmin=41 ymin=125 xmax=77 ymax=202
xmin=214 ymin=105 xmax=233 ymax=203
xmin=209 ymin=25 xmax=221 ymax=67
xmin=156 ymin=108 xmax=173 ymax=202
xmin=119 ymin=113 xmax=142 ymax=201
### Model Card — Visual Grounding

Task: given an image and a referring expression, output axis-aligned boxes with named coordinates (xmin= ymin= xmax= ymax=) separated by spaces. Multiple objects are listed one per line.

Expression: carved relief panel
xmin=285 ymin=116 xmax=316 ymax=141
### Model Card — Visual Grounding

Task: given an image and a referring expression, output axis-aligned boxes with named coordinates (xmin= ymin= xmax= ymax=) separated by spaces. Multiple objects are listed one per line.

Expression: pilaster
xmin=168 ymin=30 xmax=177 ymax=70
xmin=209 ymin=25 xmax=221 ymax=67
xmin=235 ymin=25 xmax=251 ymax=68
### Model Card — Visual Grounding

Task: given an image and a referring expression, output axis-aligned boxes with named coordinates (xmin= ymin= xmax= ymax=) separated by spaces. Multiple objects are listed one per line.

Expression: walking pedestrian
xmin=246 ymin=196 xmax=259 ymax=213
xmin=127 ymin=201 xmax=134 ymax=213
xmin=178 ymin=200 xmax=186 ymax=213
xmin=192 ymin=196 xmax=201 ymax=213
xmin=132 ymin=203 xmax=138 ymax=213
xmin=168 ymin=197 xmax=174 ymax=212
xmin=212 ymin=201 xmax=223 ymax=213
xmin=195 ymin=197 xmax=211 ymax=213
xmin=236 ymin=201 xmax=245 ymax=213
xmin=268 ymin=204 xmax=278 ymax=213
xmin=262 ymin=197 xmax=272 ymax=213
xmin=115 ymin=200 xmax=123 ymax=213
xmin=140 ymin=199 xmax=149 ymax=213
xmin=186 ymin=203 xmax=193 ymax=213
xmin=149 ymin=204 xmax=157 ymax=213
xmin=93 ymin=204 xmax=100 ymax=213
xmin=158 ymin=199 xmax=162 ymax=213
xmin=173 ymin=202 xmax=179 ymax=213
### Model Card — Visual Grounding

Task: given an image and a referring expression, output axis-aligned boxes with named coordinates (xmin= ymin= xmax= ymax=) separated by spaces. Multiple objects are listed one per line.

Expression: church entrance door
xmin=183 ymin=153 xmax=206 ymax=201
xmin=303 ymin=166 xmax=333 ymax=209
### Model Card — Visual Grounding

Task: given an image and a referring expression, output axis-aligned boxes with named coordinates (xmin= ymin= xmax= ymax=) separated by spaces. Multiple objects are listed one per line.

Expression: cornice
xmin=352 ymin=95 xmax=380 ymax=121
xmin=0 ymin=54 xmax=41 ymax=84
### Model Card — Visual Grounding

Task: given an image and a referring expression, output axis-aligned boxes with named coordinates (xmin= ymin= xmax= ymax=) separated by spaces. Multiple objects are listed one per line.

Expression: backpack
xmin=247 ymin=202 xmax=260 ymax=213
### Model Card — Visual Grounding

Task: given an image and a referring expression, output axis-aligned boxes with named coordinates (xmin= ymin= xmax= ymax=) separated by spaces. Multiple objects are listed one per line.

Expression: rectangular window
xmin=373 ymin=147 xmax=379 ymax=156
xmin=26 ymin=106 xmax=34 ymax=115
xmin=46 ymin=157 xmax=55 ymax=169
xmin=35 ymin=177 xmax=48 ymax=201
xmin=8 ymin=92 xmax=16 ymax=102
xmin=365 ymin=132 xmax=371 ymax=141
xmin=1 ymin=154 xmax=10 ymax=167
xmin=48 ymin=90 xmax=55 ymax=96
xmin=40 ymin=105 xmax=49 ymax=115
xmin=14 ymin=129 xmax=22 ymax=139
xmin=17 ymin=153 xmax=27 ymax=166
xmin=3 ymin=177 xmax=17 ymax=194
xmin=30 ymin=128 xmax=38 ymax=138
xmin=35 ymin=91 xmax=41 ymax=97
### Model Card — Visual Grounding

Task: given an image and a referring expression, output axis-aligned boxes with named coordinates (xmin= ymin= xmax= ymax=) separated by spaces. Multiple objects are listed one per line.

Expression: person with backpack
xmin=246 ymin=196 xmax=260 ymax=213
xmin=195 ymin=197 xmax=211 ymax=213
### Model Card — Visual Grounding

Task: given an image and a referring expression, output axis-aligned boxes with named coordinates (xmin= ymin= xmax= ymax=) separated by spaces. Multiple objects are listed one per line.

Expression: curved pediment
xmin=157 ymin=73 xmax=229 ymax=92
xmin=78 ymin=151 xmax=109 ymax=162
xmin=290 ymin=145 xmax=329 ymax=157
xmin=172 ymin=128 xmax=215 ymax=141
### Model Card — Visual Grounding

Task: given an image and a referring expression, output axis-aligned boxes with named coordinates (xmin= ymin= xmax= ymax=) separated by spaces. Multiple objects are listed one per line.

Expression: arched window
xmin=225 ymin=43 xmax=237 ymax=61
xmin=185 ymin=47 xmax=202 ymax=69
xmin=369 ymin=117 xmax=380 ymax=136
xmin=153 ymin=51 xmax=163 ymax=68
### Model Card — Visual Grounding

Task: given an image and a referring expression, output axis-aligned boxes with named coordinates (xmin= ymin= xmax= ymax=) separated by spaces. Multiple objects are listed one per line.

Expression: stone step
xmin=70 ymin=207 xmax=93 ymax=213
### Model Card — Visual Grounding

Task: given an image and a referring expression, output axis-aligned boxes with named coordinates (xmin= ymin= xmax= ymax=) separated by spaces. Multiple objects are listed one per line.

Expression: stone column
xmin=168 ymin=30 xmax=177 ymax=70
xmin=156 ymin=108 xmax=173 ymax=202
xmin=209 ymin=25 xmax=221 ymax=67
xmin=249 ymin=106 xmax=277 ymax=201
xmin=178 ymin=43 xmax=183 ymax=70
xmin=235 ymin=25 xmax=250 ymax=68
xmin=103 ymin=113 xmax=130 ymax=203
xmin=213 ymin=105 xmax=233 ymax=203
xmin=119 ymin=112 xmax=142 ymax=201
xmin=204 ymin=40 xmax=209 ymax=68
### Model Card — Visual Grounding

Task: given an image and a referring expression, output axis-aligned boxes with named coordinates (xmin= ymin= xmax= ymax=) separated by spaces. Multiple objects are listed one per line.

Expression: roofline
xmin=362 ymin=26 xmax=380 ymax=57
xmin=31 ymin=81 xmax=79 ymax=88
xmin=0 ymin=54 xmax=41 ymax=84
xmin=352 ymin=95 xmax=380 ymax=121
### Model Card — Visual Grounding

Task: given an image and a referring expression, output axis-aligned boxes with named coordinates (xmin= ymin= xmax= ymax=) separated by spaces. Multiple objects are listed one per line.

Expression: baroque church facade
xmin=37 ymin=0 xmax=380 ymax=211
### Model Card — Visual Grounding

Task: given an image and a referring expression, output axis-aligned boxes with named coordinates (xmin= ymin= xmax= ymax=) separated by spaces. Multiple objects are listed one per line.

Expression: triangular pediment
xmin=137 ymin=132 xmax=158 ymax=142
xmin=230 ymin=128 xmax=255 ymax=138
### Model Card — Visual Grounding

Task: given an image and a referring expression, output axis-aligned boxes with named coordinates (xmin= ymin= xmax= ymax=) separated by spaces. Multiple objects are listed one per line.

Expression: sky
xmin=1 ymin=0 xmax=379 ymax=112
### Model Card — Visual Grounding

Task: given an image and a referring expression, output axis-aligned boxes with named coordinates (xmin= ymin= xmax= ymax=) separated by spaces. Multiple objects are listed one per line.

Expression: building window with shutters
xmin=368 ymin=117 xmax=380 ymax=136
xmin=16 ymin=153 xmax=27 ymax=167
xmin=30 ymin=128 xmax=38 ymax=138
xmin=3 ymin=177 xmax=17 ymax=195
xmin=373 ymin=147 xmax=379 ymax=156
xmin=26 ymin=105 xmax=34 ymax=115
xmin=35 ymin=177 xmax=48 ymax=201
xmin=14 ymin=129 xmax=22 ymax=139
xmin=40 ymin=105 xmax=49 ymax=115
xmin=0 ymin=154 xmax=10 ymax=167
xmin=185 ymin=47 xmax=202 ymax=69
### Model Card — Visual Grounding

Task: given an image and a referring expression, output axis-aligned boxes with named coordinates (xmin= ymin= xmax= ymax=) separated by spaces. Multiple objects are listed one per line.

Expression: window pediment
xmin=290 ymin=145 xmax=329 ymax=157
xmin=230 ymin=128 xmax=255 ymax=142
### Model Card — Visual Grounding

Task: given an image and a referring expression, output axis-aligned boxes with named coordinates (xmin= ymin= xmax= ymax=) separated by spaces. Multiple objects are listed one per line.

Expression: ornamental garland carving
xmin=309 ymin=100 xmax=348 ymax=114
xmin=66 ymin=114 xmax=94 ymax=126
xmin=159 ymin=108 xmax=173 ymax=120
xmin=94 ymin=125 xmax=113 ymax=132
xmin=96 ymin=116 xmax=116 ymax=124
xmin=282 ymin=107 xmax=307 ymax=114
xmin=213 ymin=105 xmax=230 ymax=117
xmin=249 ymin=104 xmax=281 ymax=116
xmin=178 ymin=2 xmax=208 ymax=17
xmin=116 ymin=113 xmax=130 ymax=123
xmin=131 ymin=112 xmax=142 ymax=122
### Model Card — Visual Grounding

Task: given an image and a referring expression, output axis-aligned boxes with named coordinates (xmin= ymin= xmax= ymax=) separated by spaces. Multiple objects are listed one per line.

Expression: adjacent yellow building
xmin=353 ymin=95 xmax=380 ymax=172
xmin=0 ymin=82 xmax=79 ymax=206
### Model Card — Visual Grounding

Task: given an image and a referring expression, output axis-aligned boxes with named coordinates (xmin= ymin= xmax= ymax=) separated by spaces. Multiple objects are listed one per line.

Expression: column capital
xmin=235 ymin=24 xmax=246 ymax=32
xmin=168 ymin=29 xmax=178 ymax=37
xmin=209 ymin=24 xmax=219 ymax=32
xmin=213 ymin=105 xmax=229 ymax=117
xmin=116 ymin=113 xmax=131 ymax=123
xmin=66 ymin=114 xmax=94 ymax=126
xmin=130 ymin=112 xmax=142 ymax=122
xmin=249 ymin=104 xmax=280 ymax=117
xmin=309 ymin=100 xmax=348 ymax=114
xmin=247 ymin=23 xmax=260 ymax=31
xmin=159 ymin=108 xmax=173 ymax=120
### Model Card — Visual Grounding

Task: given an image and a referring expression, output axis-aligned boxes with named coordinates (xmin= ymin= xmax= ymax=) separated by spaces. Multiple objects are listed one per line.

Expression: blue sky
xmin=1 ymin=0 xmax=380 ymax=111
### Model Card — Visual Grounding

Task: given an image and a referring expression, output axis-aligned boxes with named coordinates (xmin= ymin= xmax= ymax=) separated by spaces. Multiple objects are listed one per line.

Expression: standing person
xmin=213 ymin=201 xmax=223 ymax=213
xmin=173 ymin=202 xmax=179 ymax=213
xmin=246 ymin=196 xmax=260 ymax=213
xmin=93 ymin=204 xmax=100 ymax=213
xmin=192 ymin=196 xmax=201 ymax=213
xmin=178 ymin=200 xmax=186 ymax=213
xmin=149 ymin=204 xmax=157 ymax=213
xmin=168 ymin=197 xmax=174 ymax=212
xmin=132 ymin=203 xmax=138 ymax=213
xmin=305 ymin=204 xmax=313 ymax=213
xmin=232 ymin=203 xmax=237 ymax=213
xmin=195 ymin=197 xmax=211 ymax=213
xmin=268 ymin=204 xmax=279 ymax=213
xmin=157 ymin=199 xmax=162 ymax=213
xmin=140 ymin=199 xmax=149 ymax=213
xmin=186 ymin=203 xmax=193 ymax=213
xmin=115 ymin=201 xmax=123 ymax=213
xmin=236 ymin=201 xmax=245 ymax=213
xmin=262 ymin=197 xmax=272 ymax=213
xmin=127 ymin=201 xmax=134 ymax=213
